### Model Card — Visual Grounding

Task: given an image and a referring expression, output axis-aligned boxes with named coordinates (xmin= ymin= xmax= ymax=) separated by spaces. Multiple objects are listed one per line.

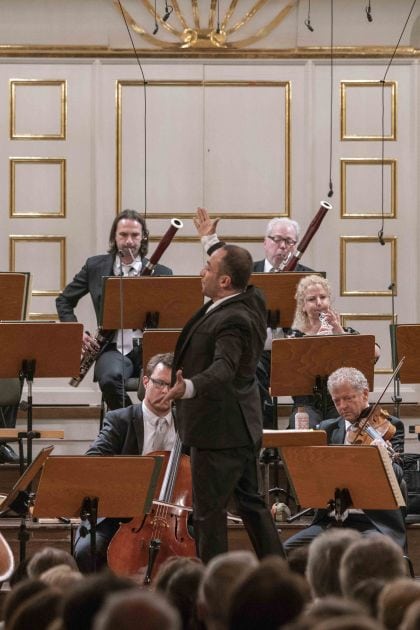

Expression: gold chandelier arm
xmin=192 ymin=0 xmax=201 ymax=30
xmin=208 ymin=0 xmax=218 ymax=30
xmin=228 ymin=1 xmax=296 ymax=48
xmin=221 ymin=0 xmax=240 ymax=31
xmin=225 ymin=0 xmax=270 ymax=35
xmin=172 ymin=0 xmax=189 ymax=30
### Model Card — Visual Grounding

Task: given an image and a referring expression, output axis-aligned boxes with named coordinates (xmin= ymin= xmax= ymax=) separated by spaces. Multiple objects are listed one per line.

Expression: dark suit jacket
xmin=174 ymin=286 xmax=266 ymax=449
xmin=314 ymin=414 xmax=406 ymax=548
xmin=86 ymin=404 xmax=145 ymax=455
xmin=252 ymin=259 xmax=313 ymax=273
xmin=56 ymin=253 xmax=172 ymax=325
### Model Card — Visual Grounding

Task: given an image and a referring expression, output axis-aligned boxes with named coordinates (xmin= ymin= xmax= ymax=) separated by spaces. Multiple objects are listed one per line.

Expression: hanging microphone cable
xmin=115 ymin=1 xmax=152 ymax=406
xmin=116 ymin=0 xmax=148 ymax=216
xmin=304 ymin=0 xmax=314 ymax=32
xmin=378 ymin=0 xmax=417 ymax=246
xmin=327 ymin=0 xmax=334 ymax=198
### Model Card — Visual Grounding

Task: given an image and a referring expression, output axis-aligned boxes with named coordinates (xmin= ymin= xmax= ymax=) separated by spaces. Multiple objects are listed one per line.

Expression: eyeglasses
xmin=149 ymin=377 xmax=171 ymax=391
xmin=267 ymin=235 xmax=297 ymax=246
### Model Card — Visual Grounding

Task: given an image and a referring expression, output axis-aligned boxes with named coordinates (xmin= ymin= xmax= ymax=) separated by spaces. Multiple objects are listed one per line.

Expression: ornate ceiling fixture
xmin=114 ymin=0 xmax=297 ymax=49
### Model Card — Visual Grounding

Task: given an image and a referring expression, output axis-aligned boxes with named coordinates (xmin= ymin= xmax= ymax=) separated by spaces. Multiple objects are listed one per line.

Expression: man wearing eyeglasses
xmin=193 ymin=209 xmax=313 ymax=438
xmin=74 ymin=352 xmax=176 ymax=572
xmin=256 ymin=217 xmax=312 ymax=273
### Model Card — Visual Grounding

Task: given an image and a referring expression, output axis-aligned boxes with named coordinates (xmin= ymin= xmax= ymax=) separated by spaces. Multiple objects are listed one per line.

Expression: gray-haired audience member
xmin=198 ymin=550 xmax=259 ymax=630
xmin=306 ymin=529 xmax=361 ymax=598
xmin=339 ymin=534 xmax=406 ymax=599
xmin=93 ymin=589 xmax=181 ymax=630
xmin=26 ymin=546 xmax=78 ymax=578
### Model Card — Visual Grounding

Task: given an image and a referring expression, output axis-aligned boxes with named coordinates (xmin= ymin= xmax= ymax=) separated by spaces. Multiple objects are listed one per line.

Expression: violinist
xmin=284 ymin=367 xmax=406 ymax=552
xmin=287 ymin=275 xmax=381 ymax=429
xmin=74 ymin=352 xmax=176 ymax=573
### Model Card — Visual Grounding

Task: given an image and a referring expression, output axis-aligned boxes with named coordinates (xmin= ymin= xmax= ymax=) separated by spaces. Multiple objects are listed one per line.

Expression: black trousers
xmin=94 ymin=343 xmax=141 ymax=410
xmin=190 ymin=443 xmax=285 ymax=564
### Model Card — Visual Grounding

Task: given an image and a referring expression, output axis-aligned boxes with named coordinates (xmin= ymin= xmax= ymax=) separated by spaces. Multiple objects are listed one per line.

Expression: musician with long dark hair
xmin=56 ymin=210 xmax=172 ymax=410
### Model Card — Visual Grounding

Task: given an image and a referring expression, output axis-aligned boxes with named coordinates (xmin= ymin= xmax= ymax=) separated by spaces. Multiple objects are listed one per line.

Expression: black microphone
xmin=378 ymin=229 xmax=385 ymax=246
xmin=153 ymin=23 xmax=159 ymax=34
xmin=388 ymin=282 xmax=395 ymax=291
xmin=327 ymin=181 xmax=334 ymax=198
xmin=366 ymin=4 xmax=373 ymax=22
xmin=163 ymin=3 xmax=173 ymax=22
xmin=305 ymin=18 xmax=314 ymax=32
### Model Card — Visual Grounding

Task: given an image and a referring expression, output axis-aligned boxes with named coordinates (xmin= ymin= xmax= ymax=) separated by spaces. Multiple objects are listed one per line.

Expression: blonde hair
xmin=292 ymin=274 xmax=333 ymax=332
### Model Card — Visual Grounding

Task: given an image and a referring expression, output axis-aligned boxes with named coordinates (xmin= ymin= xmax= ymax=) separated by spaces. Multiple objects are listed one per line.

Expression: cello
xmin=107 ymin=434 xmax=195 ymax=584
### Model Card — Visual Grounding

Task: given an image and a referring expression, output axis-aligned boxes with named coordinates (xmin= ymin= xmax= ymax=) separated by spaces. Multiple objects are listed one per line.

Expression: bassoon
xmin=69 ymin=218 xmax=183 ymax=387
xmin=282 ymin=201 xmax=332 ymax=271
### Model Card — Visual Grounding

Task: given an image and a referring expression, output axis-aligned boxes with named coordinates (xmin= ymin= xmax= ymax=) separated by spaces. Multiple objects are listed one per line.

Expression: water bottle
xmin=295 ymin=406 xmax=309 ymax=430
xmin=271 ymin=502 xmax=292 ymax=522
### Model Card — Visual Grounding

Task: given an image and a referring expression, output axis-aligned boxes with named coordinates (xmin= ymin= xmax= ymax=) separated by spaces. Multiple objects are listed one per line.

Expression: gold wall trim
xmin=9 ymin=235 xmax=66 ymax=296
xmin=340 ymin=158 xmax=396 ymax=219
xmin=10 ymin=158 xmax=66 ymax=218
xmin=0 ymin=45 xmax=420 ymax=59
xmin=341 ymin=312 xmax=396 ymax=374
xmin=10 ymin=79 xmax=67 ymax=140
xmin=340 ymin=80 xmax=397 ymax=141
xmin=116 ymin=79 xmax=291 ymax=218
xmin=340 ymin=235 xmax=397 ymax=297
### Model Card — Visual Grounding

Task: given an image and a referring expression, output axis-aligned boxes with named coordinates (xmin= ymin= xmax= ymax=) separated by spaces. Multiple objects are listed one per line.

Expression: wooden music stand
xmin=0 ymin=445 xmax=54 ymax=562
xmin=250 ymin=272 xmax=324 ymax=328
xmin=33 ymin=455 xmax=164 ymax=572
xmin=280 ymin=445 xmax=405 ymax=521
xmin=396 ymin=325 xmax=420 ymax=383
xmin=142 ymin=330 xmax=181 ymax=371
xmin=0 ymin=272 xmax=31 ymax=320
xmin=261 ymin=430 xmax=327 ymax=505
xmin=0 ymin=322 xmax=83 ymax=465
xmin=271 ymin=334 xmax=375 ymax=397
xmin=100 ymin=276 xmax=203 ymax=330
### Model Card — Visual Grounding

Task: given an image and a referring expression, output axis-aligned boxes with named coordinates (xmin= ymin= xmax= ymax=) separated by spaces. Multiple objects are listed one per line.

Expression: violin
xmin=346 ymin=357 xmax=405 ymax=461
xmin=346 ymin=406 xmax=397 ymax=459
xmin=107 ymin=435 xmax=195 ymax=584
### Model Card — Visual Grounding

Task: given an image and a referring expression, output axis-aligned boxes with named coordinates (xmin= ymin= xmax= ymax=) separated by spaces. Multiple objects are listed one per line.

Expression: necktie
xmin=152 ymin=417 xmax=168 ymax=451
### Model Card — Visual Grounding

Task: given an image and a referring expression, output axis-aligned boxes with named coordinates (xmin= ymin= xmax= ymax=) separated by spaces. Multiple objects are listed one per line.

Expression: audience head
xmin=93 ymin=589 xmax=181 ymax=630
xmin=378 ymin=577 xmax=420 ymax=630
xmin=27 ymin=546 xmax=78 ymax=579
xmin=163 ymin=558 xmax=204 ymax=630
xmin=292 ymin=275 xmax=333 ymax=332
xmin=401 ymin=600 xmax=420 ymax=630
xmin=7 ymin=586 xmax=63 ymax=630
xmin=306 ymin=528 xmax=361 ymax=598
xmin=228 ymin=556 xmax=307 ymax=630
xmin=198 ymin=550 xmax=258 ymax=630
xmin=263 ymin=218 xmax=300 ymax=270
xmin=351 ymin=578 xmax=386 ymax=618
xmin=62 ymin=571 xmax=135 ymax=630
xmin=302 ymin=595 xmax=370 ymax=625
xmin=2 ymin=578 xmax=49 ymax=629
xmin=40 ymin=563 xmax=83 ymax=592
xmin=287 ymin=546 xmax=310 ymax=577
xmin=339 ymin=534 xmax=406 ymax=599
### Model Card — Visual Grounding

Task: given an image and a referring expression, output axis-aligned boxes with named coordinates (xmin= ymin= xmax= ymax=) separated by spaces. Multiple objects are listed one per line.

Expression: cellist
xmin=284 ymin=366 xmax=406 ymax=552
xmin=74 ymin=352 xmax=176 ymax=573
